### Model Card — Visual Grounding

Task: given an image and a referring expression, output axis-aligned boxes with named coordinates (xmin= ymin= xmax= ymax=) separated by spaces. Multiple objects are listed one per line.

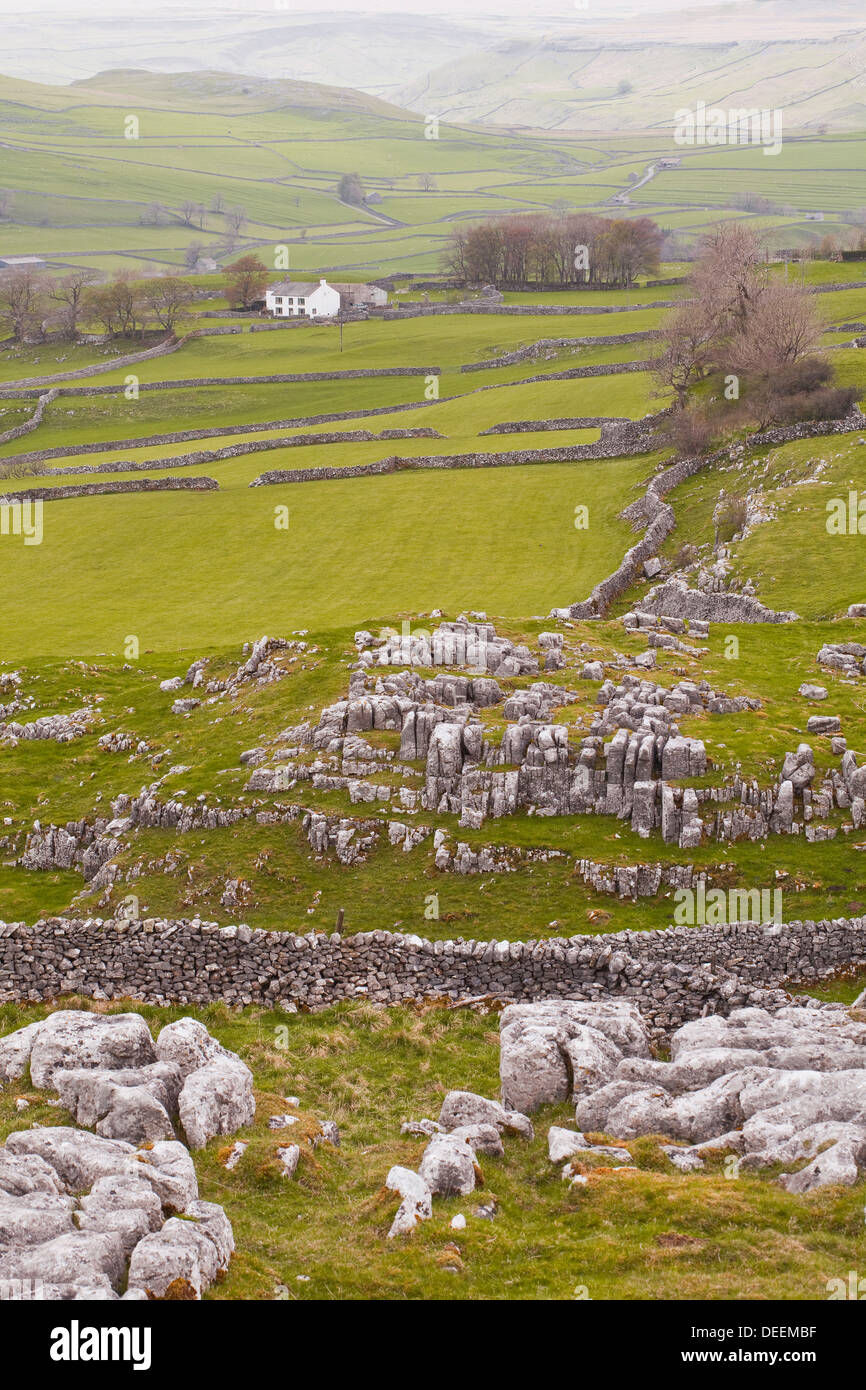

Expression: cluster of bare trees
xmin=656 ymin=224 xmax=858 ymax=447
xmin=138 ymin=196 xmax=246 ymax=252
xmin=807 ymin=229 xmax=866 ymax=260
xmin=0 ymin=267 xmax=196 ymax=342
xmin=443 ymin=212 xmax=663 ymax=287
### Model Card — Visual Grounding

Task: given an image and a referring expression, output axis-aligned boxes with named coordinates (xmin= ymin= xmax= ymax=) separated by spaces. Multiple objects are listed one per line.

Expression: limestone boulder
xmin=386 ymin=1166 xmax=432 ymax=1238
xmin=499 ymin=1000 xmax=649 ymax=1113
xmin=0 ymin=1021 xmax=44 ymax=1083
xmin=155 ymin=1017 xmax=230 ymax=1079
xmin=418 ymin=1133 xmax=479 ymax=1197
xmin=54 ymin=1062 xmax=182 ymax=1145
xmin=126 ymin=1213 xmax=227 ymax=1299
xmin=0 ymin=1191 xmax=76 ymax=1248
xmin=28 ymin=1012 xmax=157 ymax=1090
xmin=178 ymin=1055 xmax=255 ymax=1150
xmin=4 ymin=1128 xmax=136 ymax=1193
xmin=437 ymin=1090 xmax=533 ymax=1139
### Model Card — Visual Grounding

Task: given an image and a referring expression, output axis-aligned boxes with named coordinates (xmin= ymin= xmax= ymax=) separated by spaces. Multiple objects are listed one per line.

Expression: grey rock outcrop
xmin=510 ymin=1001 xmax=866 ymax=1193
xmin=0 ymin=1129 xmax=232 ymax=1300
xmin=1 ymin=1010 xmax=254 ymax=1151
xmin=499 ymin=1000 xmax=650 ymax=1113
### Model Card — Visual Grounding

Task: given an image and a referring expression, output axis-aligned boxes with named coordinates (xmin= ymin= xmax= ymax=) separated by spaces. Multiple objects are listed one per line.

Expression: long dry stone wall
xmin=0 ymin=914 xmax=863 ymax=1037
xmin=385 ymin=304 xmax=673 ymax=319
xmin=250 ymin=432 xmax=658 ymax=488
xmin=0 ymin=402 xmax=451 ymax=471
xmin=480 ymin=417 xmax=632 ymax=434
xmin=0 ymin=366 xmax=442 ymax=402
xmin=523 ymin=360 xmax=657 ymax=382
xmin=0 ymin=334 xmax=182 ymax=391
xmin=33 ymin=429 xmax=444 ymax=479
xmin=0 ymin=476 xmax=218 ymax=503
xmin=461 ymin=331 xmax=659 ymax=372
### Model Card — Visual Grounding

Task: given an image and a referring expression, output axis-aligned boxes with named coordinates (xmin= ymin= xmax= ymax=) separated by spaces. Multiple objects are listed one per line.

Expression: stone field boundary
xmin=1 ymin=914 xmax=864 ymax=1038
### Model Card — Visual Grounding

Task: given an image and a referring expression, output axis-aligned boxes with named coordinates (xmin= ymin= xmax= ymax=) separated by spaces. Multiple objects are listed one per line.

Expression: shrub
xmin=770 ymin=384 xmax=860 ymax=425
xmin=771 ymin=357 xmax=832 ymax=397
xmin=671 ymin=542 xmax=698 ymax=570
xmin=662 ymin=408 xmax=716 ymax=457
xmin=714 ymin=495 xmax=748 ymax=543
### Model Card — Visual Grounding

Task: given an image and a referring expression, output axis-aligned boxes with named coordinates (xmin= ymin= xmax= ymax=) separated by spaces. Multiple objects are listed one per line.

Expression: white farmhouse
xmin=265 ymin=277 xmax=341 ymax=318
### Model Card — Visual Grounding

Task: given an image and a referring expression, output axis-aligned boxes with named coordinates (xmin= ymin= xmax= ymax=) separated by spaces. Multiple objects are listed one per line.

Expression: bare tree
xmin=140 ymin=202 xmax=169 ymax=227
xmin=49 ymin=270 xmax=95 ymax=340
xmin=730 ymin=281 xmax=821 ymax=376
xmin=184 ymin=240 xmax=205 ymax=270
xmin=0 ymin=190 xmax=15 ymax=220
xmin=654 ymin=301 xmax=719 ymax=409
xmin=225 ymin=206 xmax=247 ymax=238
xmin=0 ymin=268 xmax=48 ymax=341
xmin=595 ymin=217 xmax=662 ymax=285
xmin=84 ymin=272 xmax=146 ymax=338
xmin=657 ymin=222 xmax=847 ymax=433
xmin=691 ymin=223 xmax=767 ymax=337
xmin=141 ymin=276 xmax=195 ymax=333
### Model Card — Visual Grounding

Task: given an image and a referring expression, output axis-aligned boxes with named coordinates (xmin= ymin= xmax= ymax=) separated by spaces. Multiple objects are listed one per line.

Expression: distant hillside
xmin=394 ymin=30 xmax=866 ymax=132
xmin=3 ymin=68 xmax=411 ymax=119
xmin=0 ymin=11 xmax=497 ymax=93
xmin=2 ymin=5 xmax=866 ymax=134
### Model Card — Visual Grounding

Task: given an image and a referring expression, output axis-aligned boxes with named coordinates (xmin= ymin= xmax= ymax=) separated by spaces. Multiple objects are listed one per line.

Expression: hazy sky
xmin=0 ymin=0 xmax=736 ymax=14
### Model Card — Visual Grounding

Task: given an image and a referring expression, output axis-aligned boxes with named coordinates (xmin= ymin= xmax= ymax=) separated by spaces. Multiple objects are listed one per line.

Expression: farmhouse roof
xmin=268 ymin=280 xmax=329 ymax=295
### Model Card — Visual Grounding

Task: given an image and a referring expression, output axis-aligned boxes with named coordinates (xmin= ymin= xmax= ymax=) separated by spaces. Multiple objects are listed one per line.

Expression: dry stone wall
xmin=0 ymin=335 xmax=183 ymax=392
xmin=385 ymin=304 xmax=672 ymax=319
xmin=0 ymin=389 xmax=58 ymax=446
xmin=556 ymin=409 xmax=866 ymax=620
xmin=1 ymin=915 xmax=862 ymax=1037
xmin=31 ymin=429 xmax=443 ymax=479
xmin=0 ymin=402 xmax=449 ymax=471
xmin=1 ymin=366 xmax=442 ymax=402
xmin=250 ymin=431 xmax=659 ymax=488
xmin=480 ymin=417 xmax=632 ymax=434
xmin=0 ymin=476 xmax=218 ymax=503
xmin=460 ymin=332 xmax=659 ymax=372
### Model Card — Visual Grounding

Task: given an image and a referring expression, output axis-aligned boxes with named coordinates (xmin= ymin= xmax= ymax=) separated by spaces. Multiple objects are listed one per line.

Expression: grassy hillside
xmin=2 ymin=71 xmax=866 ymax=279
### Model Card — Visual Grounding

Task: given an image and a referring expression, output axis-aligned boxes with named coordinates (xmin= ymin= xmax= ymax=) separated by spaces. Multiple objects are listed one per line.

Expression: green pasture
xmin=2 ymin=72 xmax=865 ymax=279
xmin=0 ymin=453 xmax=649 ymax=660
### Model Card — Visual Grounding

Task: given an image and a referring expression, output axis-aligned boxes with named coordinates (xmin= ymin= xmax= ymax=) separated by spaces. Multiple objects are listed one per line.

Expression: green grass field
xmin=3 ymin=73 xmax=866 ymax=276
